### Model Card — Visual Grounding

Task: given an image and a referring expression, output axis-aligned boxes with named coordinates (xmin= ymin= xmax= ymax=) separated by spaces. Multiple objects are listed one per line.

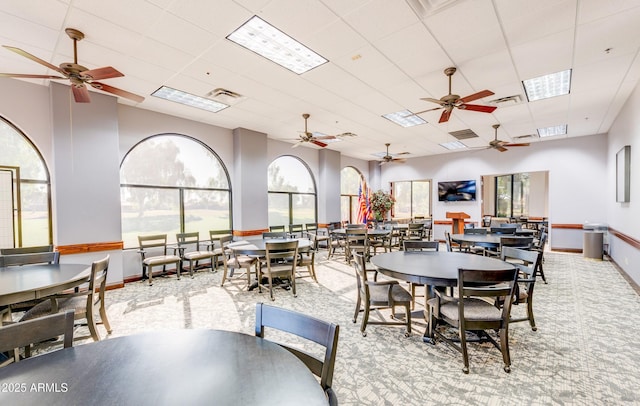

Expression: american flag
xmin=356 ymin=178 xmax=370 ymax=224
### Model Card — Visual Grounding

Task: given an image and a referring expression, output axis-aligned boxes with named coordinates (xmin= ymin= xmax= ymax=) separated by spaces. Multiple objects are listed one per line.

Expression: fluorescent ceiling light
xmin=382 ymin=110 xmax=427 ymax=127
xmin=152 ymin=86 xmax=229 ymax=113
xmin=537 ymin=124 xmax=567 ymax=138
xmin=227 ymin=16 xmax=328 ymax=75
xmin=523 ymin=69 xmax=571 ymax=101
xmin=440 ymin=141 xmax=467 ymax=150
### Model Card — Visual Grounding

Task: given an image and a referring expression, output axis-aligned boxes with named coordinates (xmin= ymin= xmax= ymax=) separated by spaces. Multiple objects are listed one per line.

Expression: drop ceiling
xmin=1 ymin=0 xmax=639 ymax=161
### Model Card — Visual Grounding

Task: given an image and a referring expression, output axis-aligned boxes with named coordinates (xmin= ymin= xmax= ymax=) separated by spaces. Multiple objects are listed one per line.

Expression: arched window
xmin=120 ymin=134 xmax=231 ymax=248
xmin=267 ymin=156 xmax=316 ymax=227
xmin=340 ymin=166 xmax=363 ymax=224
xmin=0 ymin=116 xmax=52 ymax=248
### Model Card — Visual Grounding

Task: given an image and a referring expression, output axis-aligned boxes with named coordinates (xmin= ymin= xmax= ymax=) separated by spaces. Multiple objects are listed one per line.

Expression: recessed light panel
xmin=537 ymin=124 xmax=567 ymax=138
xmin=440 ymin=141 xmax=467 ymax=150
xmin=227 ymin=16 xmax=328 ymax=75
xmin=523 ymin=69 xmax=571 ymax=101
xmin=382 ymin=110 xmax=427 ymax=127
xmin=152 ymin=86 xmax=229 ymax=113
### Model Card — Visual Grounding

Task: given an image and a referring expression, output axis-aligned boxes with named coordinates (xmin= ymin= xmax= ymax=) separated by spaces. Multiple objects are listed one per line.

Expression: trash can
xmin=583 ymin=223 xmax=606 ymax=260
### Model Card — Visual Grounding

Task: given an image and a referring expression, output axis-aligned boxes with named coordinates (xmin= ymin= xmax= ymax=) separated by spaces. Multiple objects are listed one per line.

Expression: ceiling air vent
xmin=206 ymin=88 xmax=245 ymax=105
xmin=513 ymin=134 xmax=538 ymax=140
xmin=489 ymin=94 xmax=523 ymax=106
xmin=449 ymin=129 xmax=479 ymax=140
xmin=406 ymin=0 xmax=462 ymax=18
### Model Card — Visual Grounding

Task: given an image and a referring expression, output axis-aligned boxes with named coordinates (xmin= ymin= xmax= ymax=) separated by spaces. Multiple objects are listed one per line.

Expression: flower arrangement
xmin=370 ymin=190 xmax=395 ymax=221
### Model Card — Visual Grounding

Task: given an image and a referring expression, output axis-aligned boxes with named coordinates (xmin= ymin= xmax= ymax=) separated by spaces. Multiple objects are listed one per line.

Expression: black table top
xmin=451 ymin=233 xmax=534 ymax=248
xmin=0 ymin=263 xmax=90 ymax=307
xmin=0 ymin=329 xmax=328 ymax=406
xmin=370 ymin=251 xmax=514 ymax=286
xmin=227 ymin=238 xmax=312 ymax=255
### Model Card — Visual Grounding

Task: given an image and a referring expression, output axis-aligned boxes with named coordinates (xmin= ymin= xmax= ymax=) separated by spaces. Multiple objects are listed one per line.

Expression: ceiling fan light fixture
xmin=152 ymin=86 xmax=229 ymax=113
xmin=523 ymin=69 xmax=571 ymax=102
xmin=440 ymin=141 xmax=467 ymax=150
xmin=227 ymin=16 xmax=327 ymax=75
xmin=382 ymin=110 xmax=427 ymax=127
xmin=537 ymin=124 xmax=567 ymax=138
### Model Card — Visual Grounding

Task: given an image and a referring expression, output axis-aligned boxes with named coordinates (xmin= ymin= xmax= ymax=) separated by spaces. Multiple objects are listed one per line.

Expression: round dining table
xmin=0 ymin=329 xmax=328 ymax=406
xmin=227 ymin=237 xmax=312 ymax=255
xmin=451 ymin=233 xmax=534 ymax=249
xmin=0 ymin=263 xmax=90 ymax=307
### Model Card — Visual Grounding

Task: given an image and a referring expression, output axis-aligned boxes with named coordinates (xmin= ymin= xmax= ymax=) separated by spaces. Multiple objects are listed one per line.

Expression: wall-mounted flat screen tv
xmin=438 ymin=180 xmax=477 ymax=202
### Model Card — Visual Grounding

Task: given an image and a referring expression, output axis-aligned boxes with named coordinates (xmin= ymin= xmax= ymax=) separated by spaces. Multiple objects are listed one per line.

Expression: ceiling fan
xmin=377 ymin=143 xmax=409 ymax=165
xmin=411 ymin=67 xmax=497 ymax=123
xmin=291 ymin=113 xmax=356 ymax=148
xmin=0 ymin=28 xmax=144 ymax=103
xmin=486 ymin=124 xmax=530 ymax=152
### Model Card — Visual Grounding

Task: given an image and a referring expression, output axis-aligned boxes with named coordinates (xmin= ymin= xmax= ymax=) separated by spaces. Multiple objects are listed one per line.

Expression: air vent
xmin=513 ymin=134 xmax=538 ymax=140
xmin=206 ymin=88 xmax=245 ymax=105
xmin=489 ymin=95 xmax=523 ymax=106
xmin=406 ymin=0 xmax=462 ymax=17
xmin=449 ymin=129 xmax=479 ymax=140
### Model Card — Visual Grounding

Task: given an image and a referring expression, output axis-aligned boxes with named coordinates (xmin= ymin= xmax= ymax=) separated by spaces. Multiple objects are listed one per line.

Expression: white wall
xmin=380 ymin=134 xmax=609 ymax=247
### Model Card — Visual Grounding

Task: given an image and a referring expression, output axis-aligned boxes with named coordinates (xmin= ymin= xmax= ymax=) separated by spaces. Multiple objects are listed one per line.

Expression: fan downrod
xmin=65 ymin=28 xmax=84 ymax=42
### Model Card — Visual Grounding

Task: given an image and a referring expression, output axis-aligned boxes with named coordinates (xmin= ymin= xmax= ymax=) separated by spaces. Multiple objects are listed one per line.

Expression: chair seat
xmin=227 ymin=256 xmax=257 ymax=267
xmin=143 ymin=255 xmax=181 ymax=266
xmin=369 ymin=283 xmax=412 ymax=303
xmin=183 ymin=251 xmax=215 ymax=261
xmin=439 ymin=298 xmax=502 ymax=321
xmin=21 ymin=296 xmax=86 ymax=322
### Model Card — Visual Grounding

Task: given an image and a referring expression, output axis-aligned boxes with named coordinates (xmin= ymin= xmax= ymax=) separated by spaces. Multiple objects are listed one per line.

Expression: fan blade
xmin=312 ymin=135 xmax=337 ymax=141
xmin=503 ymin=143 xmax=530 ymax=147
xmin=336 ymin=132 xmax=356 ymax=137
xmin=378 ymin=161 xmax=387 ymax=166
xmin=439 ymin=109 xmax=452 ymax=123
xmin=420 ymin=97 xmax=446 ymax=105
xmin=71 ymin=84 xmax=91 ymax=103
xmin=311 ymin=140 xmax=328 ymax=148
xmin=409 ymin=106 xmax=443 ymax=116
xmin=89 ymin=82 xmax=145 ymax=103
xmin=0 ymin=73 xmax=65 ymax=79
xmin=458 ymin=89 xmax=494 ymax=104
xmin=495 ymin=146 xmax=508 ymax=152
xmin=460 ymin=103 xmax=497 ymax=113
xmin=80 ymin=66 xmax=123 ymax=80
xmin=392 ymin=158 xmax=407 ymax=163
xmin=2 ymin=46 xmax=67 ymax=76
xmin=291 ymin=141 xmax=303 ymax=148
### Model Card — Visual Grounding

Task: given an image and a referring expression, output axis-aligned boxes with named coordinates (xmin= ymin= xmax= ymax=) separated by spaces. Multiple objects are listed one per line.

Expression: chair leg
xmin=220 ymin=264 xmax=228 ymax=287
xmin=460 ymin=328 xmax=470 ymax=374
xmin=527 ymin=300 xmax=537 ymax=331
xmin=99 ymin=301 xmax=112 ymax=334
xmin=403 ymin=302 xmax=412 ymax=337
xmin=148 ymin=266 xmax=153 ymax=286
xmin=537 ymin=262 xmax=547 ymax=283
xmin=500 ymin=328 xmax=511 ymax=373
xmin=86 ymin=306 xmax=100 ymax=341
xmin=352 ymin=294 xmax=361 ymax=323
xmin=291 ymin=272 xmax=297 ymax=298
xmin=268 ymin=274 xmax=274 ymax=301
xmin=189 ymin=260 xmax=195 ymax=278
xmin=361 ymin=305 xmax=370 ymax=336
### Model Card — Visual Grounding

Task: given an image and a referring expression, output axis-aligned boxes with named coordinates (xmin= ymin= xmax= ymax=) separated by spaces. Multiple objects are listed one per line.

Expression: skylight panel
xmin=151 ymin=86 xmax=229 ymax=113
xmin=523 ymin=69 xmax=571 ymax=101
xmin=440 ymin=141 xmax=468 ymax=150
xmin=382 ymin=110 xmax=427 ymax=127
xmin=227 ymin=16 xmax=328 ymax=75
xmin=537 ymin=124 xmax=567 ymax=138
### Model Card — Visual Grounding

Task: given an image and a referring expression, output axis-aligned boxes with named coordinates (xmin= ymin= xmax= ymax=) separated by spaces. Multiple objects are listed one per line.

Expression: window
xmin=495 ymin=173 xmax=530 ymax=218
xmin=391 ymin=180 xmax=431 ymax=219
xmin=340 ymin=167 xmax=363 ymax=224
xmin=268 ymin=156 xmax=316 ymax=227
xmin=120 ymin=134 xmax=231 ymax=248
xmin=0 ymin=116 xmax=51 ymax=248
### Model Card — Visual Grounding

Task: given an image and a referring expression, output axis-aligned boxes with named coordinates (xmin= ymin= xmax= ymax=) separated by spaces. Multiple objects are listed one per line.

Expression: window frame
xmin=267 ymin=155 xmax=317 ymax=227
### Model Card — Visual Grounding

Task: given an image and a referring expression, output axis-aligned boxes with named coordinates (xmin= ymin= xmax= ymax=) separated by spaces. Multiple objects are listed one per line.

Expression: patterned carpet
xmin=69 ymin=249 xmax=640 ymax=405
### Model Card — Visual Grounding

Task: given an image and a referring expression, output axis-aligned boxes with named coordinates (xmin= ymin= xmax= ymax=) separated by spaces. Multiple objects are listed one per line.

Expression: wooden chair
xmin=297 ymin=234 xmax=318 ymax=282
xmin=208 ymin=229 xmax=233 ymax=271
xmin=427 ymin=267 xmax=518 ymax=374
xmin=0 ymin=245 xmax=54 ymax=255
xmin=20 ymin=256 xmax=112 ymax=342
xmin=403 ymin=240 xmax=440 ymax=309
xmin=533 ymin=231 xmax=548 ymax=283
xmin=176 ymin=232 xmax=216 ymax=278
xmin=137 ymin=234 xmax=182 ymax=286
xmin=305 ymin=223 xmax=329 ymax=249
xmin=351 ymin=252 xmax=412 ymax=337
xmin=219 ymin=235 xmax=258 ymax=290
xmin=405 ymin=222 xmax=425 ymax=242
xmin=258 ymin=240 xmax=299 ymax=301
xmin=0 ymin=251 xmax=59 ymax=267
xmin=262 ymin=231 xmax=287 ymax=239
xmin=0 ymin=310 xmax=75 ymax=366
xmin=501 ymin=246 xmax=542 ymax=331
xmin=269 ymin=225 xmax=286 ymax=232
xmin=255 ymin=303 xmax=339 ymax=405
xmin=345 ymin=228 xmax=368 ymax=263
xmin=288 ymin=224 xmax=304 ymax=238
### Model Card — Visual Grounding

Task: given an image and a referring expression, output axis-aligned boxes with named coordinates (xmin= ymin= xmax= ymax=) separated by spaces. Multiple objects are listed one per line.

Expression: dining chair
xmin=0 ymin=310 xmax=75 ymax=367
xmin=532 ymin=231 xmax=548 ymax=283
xmin=255 ymin=303 xmax=339 ymax=405
xmin=0 ymin=251 xmax=59 ymax=267
xmin=258 ymin=240 xmax=299 ymax=301
xmin=269 ymin=225 xmax=286 ymax=232
xmin=462 ymin=227 xmax=488 ymax=255
xmin=305 ymin=223 xmax=329 ymax=249
xmin=403 ymin=240 xmax=440 ymax=310
xmin=345 ymin=228 xmax=369 ymax=263
xmin=137 ymin=234 xmax=182 ymax=286
xmin=288 ymin=224 xmax=304 ymax=238
xmin=21 ymin=256 xmax=112 ymax=342
xmin=500 ymin=247 xmax=542 ymax=331
xmin=176 ymin=232 xmax=216 ymax=278
xmin=351 ymin=252 xmax=412 ymax=337
xmin=405 ymin=223 xmax=425 ymax=242
xmin=218 ymin=235 xmax=259 ymax=290
xmin=262 ymin=231 xmax=287 ymax=239
xmin=0 ymin=245 xmax=54 ymax=255
xmin=208 ymin=229 xmax=233 ymax=271
xmin=296 ymin=235 xmax=318 ymax=282
xmin=427 ymin=266 xmax=518 ymax=374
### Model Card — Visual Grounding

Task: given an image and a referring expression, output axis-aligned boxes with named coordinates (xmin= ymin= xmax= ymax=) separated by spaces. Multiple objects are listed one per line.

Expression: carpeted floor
xmin=64 ymin=249 xmax=640 ymax=405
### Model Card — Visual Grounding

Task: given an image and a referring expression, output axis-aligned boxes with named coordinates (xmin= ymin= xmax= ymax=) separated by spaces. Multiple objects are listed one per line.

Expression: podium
xmin=446 ymin=212 xmax=470 ymax=234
